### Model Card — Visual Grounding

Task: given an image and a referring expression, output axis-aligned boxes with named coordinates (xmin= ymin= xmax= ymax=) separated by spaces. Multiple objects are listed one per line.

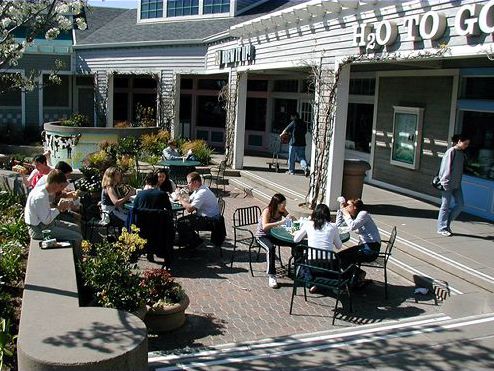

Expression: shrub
xmin=140 ymin=130 xmax=170 ymax=157
xmin=79 ymin=234 xmax=146 ymax=313
xmin=74 ymin=167 xmax=102 ymax=193
xmin=0 ymin=242 xmax=24 ymax=285
xmin=135 ymin=103 xmax=156 ymax=127
xmin=60 ymin=113 xmax=89 ymax=127
xmin=83 ymin=150 xmax=116 ymax=172
xmin=180 ymin=139 xmax=214 ymax=165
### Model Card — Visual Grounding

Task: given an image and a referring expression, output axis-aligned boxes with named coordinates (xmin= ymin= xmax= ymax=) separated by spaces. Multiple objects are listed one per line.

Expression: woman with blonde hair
xmin=101 ymin=167 xmax=135 ymax=223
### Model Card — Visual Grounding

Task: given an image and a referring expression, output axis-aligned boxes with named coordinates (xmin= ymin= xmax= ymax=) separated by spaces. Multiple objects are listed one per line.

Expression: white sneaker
xmin=437 ymin=230 xmax=452 ymax=237
xmin=268 ymin=275 xmax=279 ymax=288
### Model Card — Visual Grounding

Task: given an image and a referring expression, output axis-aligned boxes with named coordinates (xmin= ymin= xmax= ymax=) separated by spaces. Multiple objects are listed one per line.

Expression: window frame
xmin=390 ymin=106 xmax=424 ymax=170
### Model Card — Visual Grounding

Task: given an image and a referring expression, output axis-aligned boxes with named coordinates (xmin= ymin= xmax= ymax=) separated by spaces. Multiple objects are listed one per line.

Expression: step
xmin=148 ymin=311 xmax=494 ymax=370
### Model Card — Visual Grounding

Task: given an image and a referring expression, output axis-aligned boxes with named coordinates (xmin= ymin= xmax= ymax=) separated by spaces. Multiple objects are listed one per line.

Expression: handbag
xmin=280 ymin=132 xmax=290 ymax=144
xmin=431 ymin=174 xmax=444 ymax=191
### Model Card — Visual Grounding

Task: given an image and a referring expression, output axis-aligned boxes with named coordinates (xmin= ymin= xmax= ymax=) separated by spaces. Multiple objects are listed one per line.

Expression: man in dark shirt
xmin=133 ymin=172 xmax=171 ymax=211
xmin=280 ymin=112 xmax=310 ymax=176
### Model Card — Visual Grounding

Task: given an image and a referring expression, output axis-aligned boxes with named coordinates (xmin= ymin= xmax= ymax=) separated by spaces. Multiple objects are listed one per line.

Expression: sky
xmin=87 ymin=0 xmax=136 ymax=9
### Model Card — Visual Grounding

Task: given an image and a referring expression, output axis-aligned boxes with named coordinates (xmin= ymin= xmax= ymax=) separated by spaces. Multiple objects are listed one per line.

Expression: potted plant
xmin=79 ymin=226 xmax=148 ymax=318
xmin=140 ymin=268 xmax=189 ymax=332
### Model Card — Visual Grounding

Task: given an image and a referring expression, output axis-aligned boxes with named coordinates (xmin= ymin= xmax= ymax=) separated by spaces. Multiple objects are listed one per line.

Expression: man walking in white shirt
xmin=24 ymin=169 xmax=82 ymax=244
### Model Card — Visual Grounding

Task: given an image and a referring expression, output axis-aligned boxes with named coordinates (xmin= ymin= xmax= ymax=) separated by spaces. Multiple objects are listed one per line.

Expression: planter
xmin=43 ymin=122 xmax=159 ymax=169
xmin=132 ymin=305 xmax=148 ymax=321
xmin=144 ymin=294 xmax=190 ymax=332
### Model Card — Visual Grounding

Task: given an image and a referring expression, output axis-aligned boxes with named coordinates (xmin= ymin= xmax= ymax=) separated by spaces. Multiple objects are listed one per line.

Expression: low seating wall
xmin=17 ymin=240 xmax=148 ymax=371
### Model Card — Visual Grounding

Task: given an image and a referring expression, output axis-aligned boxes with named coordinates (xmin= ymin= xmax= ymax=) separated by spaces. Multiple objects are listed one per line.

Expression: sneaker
xmin=437 ymin=230 xmax=452 ymax=237
xmin=309 ymin=285 xmax=318 ymax=294
xmin=268 ymin=275 xmax=279 ymax=288
xmin=285 ymin=171 xmax=294 ymax=175
xmin=304 ymin=167 xmax=310 ymax=177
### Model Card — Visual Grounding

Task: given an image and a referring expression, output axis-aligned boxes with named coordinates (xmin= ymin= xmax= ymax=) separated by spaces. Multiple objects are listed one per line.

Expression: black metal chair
xmin=358 ymin=226 xmax=397 ymax=299
xmin=169 ymin=165 xmax=195 ymax=186
xmin=86 ymin=202 xmax=122 ymax=242
xmin=290 ymin=245 xmax=355 ymax=325
xmin=218 ymin=197 xmax=225 ymax=217
xmin=204 ymin=160 xmax=227 ymax=194
xmin=231 ymin=206 xmax=261 ymax=271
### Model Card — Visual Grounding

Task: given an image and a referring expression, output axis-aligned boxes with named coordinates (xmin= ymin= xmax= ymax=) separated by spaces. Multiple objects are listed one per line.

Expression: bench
xmin=17 ymin=240 xmax=148 ymax=370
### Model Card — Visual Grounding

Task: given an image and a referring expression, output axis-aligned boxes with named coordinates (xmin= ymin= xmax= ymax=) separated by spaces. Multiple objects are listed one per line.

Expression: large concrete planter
xmin=43 ymin=122 xmax=159 ymax=169
xmin=144 ymin=294 xmax=190 ymax=332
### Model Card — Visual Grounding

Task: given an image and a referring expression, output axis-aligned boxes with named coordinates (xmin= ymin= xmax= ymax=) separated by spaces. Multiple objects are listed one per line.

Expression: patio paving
xmin=140 ymin=183 xmax=444 ymax=355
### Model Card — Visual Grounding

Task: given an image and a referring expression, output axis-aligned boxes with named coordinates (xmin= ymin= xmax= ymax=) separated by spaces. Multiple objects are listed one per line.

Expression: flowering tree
xmin=0 ymin=0 xmax=87 ymax=90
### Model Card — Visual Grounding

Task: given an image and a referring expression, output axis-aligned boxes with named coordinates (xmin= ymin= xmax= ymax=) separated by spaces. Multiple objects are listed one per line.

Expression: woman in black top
xmin=157 ymin=168 xmax=176 ymax=194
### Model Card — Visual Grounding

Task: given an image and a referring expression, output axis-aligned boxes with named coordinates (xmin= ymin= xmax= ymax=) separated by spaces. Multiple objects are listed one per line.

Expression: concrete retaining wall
xmin=17 ymin=240 xmax=148 ymax=370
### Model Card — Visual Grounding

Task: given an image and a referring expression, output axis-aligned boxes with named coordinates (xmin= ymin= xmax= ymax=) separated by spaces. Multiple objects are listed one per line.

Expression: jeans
xmin=256 ymin=236 xmax=277 ymax=275
xmin=437 ymin=187 xmax=464 ymax=232
xmin=288 ymin=145 xmax=308 ymax=173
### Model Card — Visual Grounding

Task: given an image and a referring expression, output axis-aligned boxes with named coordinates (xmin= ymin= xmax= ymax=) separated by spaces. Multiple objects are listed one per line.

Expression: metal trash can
xmin=341 ymin=159 xmax=371 ymax=200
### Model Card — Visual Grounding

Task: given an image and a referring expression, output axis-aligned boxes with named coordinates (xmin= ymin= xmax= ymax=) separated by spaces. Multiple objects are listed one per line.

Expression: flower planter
xmin=144 ymin=294 xmax=190 ymax=332
xmin=132 ymin=305 xmax=148 ymax=321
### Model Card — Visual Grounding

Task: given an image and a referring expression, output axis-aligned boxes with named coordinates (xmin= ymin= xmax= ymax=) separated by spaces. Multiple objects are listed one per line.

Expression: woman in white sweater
xmin=293 ymin=204 xmax=343 ymax=293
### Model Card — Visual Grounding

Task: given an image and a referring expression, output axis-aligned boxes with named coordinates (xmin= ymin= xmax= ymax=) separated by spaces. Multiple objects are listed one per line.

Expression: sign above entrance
xmin=216 ymin=44 xmax=255 ymax=67
xmin=353 ymin=0 xmax=494 ymax=50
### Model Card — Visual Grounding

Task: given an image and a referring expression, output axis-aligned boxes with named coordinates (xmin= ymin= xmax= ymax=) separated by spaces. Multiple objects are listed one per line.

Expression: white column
xmin=233 ymin=72 xmax=247 ymax=170
xmin=106 ymin=73 xmax=114 ymax=127
xmin=172 ymin=73 xmax=181 ymax=137
xmin=325 ymin=61 xmax=350 ymax=209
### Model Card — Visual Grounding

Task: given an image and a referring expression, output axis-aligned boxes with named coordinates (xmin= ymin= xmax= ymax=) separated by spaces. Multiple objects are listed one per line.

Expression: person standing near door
xmin=436 ymin=134 xmax=470 ymax=236
xmin=280 ymin=112 xmax=310 ymax=176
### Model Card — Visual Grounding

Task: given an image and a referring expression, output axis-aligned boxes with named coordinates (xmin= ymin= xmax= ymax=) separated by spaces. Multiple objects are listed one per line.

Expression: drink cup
xmin=42 ymin=229 xmax=52 ymax=241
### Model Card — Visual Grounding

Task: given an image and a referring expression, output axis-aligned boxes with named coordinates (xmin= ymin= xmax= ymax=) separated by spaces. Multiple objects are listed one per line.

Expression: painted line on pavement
xmin=242 ymin=170 xmax=306 ymax=199
xmin=149 ymin=315 xmax=449 ymax=365
xmin=152 ymin=314 xmax=494 ymax=370
xmin=379 ymin=228 xmax=494 ymax=287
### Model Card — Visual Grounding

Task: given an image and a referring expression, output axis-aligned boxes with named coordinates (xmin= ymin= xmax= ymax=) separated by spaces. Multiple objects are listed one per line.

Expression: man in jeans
xmin=24 ymin=169 xmax=82 ymax=245
xmin=280 ymin=112 xmax=310 ymax=176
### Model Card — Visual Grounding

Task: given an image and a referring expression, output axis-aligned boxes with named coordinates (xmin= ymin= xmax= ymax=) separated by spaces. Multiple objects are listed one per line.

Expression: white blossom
xmin=45 ymin=27 xmax=60 ymax=40
xmin=76 ymin=17 xmax=87 ymax=31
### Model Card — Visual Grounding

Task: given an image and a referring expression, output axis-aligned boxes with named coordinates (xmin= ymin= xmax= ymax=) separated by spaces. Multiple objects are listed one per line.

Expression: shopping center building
xmin=3 ymin=0 xmax=494 ymax=220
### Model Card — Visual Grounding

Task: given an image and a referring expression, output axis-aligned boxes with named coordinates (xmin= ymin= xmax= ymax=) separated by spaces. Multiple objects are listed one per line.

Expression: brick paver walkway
xmin=140 ymin=184 xmax=443 ymax=354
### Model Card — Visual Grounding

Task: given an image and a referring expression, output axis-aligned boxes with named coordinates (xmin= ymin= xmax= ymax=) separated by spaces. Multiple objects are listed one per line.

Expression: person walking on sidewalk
xmin=280 ymin=112 xmax=310 ymax=176
xmin=436 ymin=134 xmax=470 ymax=237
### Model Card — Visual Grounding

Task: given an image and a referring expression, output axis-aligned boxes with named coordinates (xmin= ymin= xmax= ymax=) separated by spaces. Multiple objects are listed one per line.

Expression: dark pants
xmin=177 ymin=214 xmax=218 ymax=248
xmin=338 ymin=242 xmax=381 ymax=268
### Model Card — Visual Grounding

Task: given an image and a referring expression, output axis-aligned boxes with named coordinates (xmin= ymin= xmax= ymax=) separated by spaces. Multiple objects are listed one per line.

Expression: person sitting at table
xmin=134 ymin=172 xmax=172 ymax=211
xmin=293 ymin=203 xmax=343 ymax=293
xmin=163 ymin=140 xmax=183 ymax=161
xmin=335 ymin=197 xmax=381 ymax=270
xmin=101 ymin=167 xmax=135 ymax=225
xmin=35 ymin=161 xmax=81 ymax=225
xmin=176 ymin=172 xmax=220 ymax=249
xmin=24 ymin=169 xmax=82 ymax=244
xmin=255 ymin=193 xmax=291 ymax=289
xmin=157 ymin=168 xmax=177 ymax=194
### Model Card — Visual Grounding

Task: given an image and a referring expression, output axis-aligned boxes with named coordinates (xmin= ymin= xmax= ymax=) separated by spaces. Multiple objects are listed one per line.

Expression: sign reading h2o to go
xmin=353 ymin=0 xmax=494 ymax=50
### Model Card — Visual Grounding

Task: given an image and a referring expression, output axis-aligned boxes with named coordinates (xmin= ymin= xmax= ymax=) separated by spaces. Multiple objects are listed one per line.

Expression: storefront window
xmin=273 ymin=80 xmax=298 ymax=93
xmin=198 ymin=79 xmax=227 ymax=90
xmin=246 ymin=98 xmax=266 ymax=131
xmin=346 ymin=103 xmax=373 ymax=153
xmin=141 ymin=0 xmax=163 ymax=19
xmin=43 ymin=75 xmax=69 ymax=107
xmin=461 ymin=77 xmax=494 ymax=100
xmin=0 ymin=74 xmax=21 ymax=106
xmin=197 ymin=95 xmax=225 ymax=127
xmin=461 ymin=110 xmax=494 ymax=180
xmin=181 ymin=78 xmax=193 ymax=89
xmin=349 ymin=78 xmax=375 ymax=95
xmin=272 ymin=98 xmax=297 ymax=133
xmin=390 ymin=106 xmax=423 ymax=169
xmin=247 ymin=80 xmax=268 ymax=92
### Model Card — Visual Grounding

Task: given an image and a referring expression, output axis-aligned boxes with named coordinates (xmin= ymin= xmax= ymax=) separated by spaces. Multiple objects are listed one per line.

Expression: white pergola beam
xmin=338 ymin=0 xmax=359 ymax=9
xmin=320 ymin=1 xmax=342 ymax=13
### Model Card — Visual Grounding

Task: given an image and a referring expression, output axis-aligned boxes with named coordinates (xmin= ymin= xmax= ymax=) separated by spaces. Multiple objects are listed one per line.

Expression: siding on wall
xmin=76 ymin=45 xmax=206 ymax=74
xmin=373 ymin=75 xmax=453 ymax=196
xmin=206 ymin=0 xmax=492 ymax=72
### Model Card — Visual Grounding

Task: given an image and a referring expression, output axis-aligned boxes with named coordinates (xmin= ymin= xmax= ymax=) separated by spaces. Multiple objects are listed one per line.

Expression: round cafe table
xmin=158 ymin=160 xmax=201 ymax=167
xmin=269 ymin=225 xmax=351 ymax=277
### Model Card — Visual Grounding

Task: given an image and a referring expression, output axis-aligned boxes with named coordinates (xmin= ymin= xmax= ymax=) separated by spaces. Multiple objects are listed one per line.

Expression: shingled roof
xmin=75 ymin=0 xmax=309 ymax=46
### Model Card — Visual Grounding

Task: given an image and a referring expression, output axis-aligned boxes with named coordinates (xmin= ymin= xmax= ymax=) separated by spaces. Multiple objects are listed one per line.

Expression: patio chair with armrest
xmin=358 ymin=226 xmax=397 ymax=299
xmin=290 ymin=245 xmax=355 ymax=325
xmin=203 ymin=160 xmax=227 ymax=195
xmin=86 ymin=201 xmax=122 ymax=242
